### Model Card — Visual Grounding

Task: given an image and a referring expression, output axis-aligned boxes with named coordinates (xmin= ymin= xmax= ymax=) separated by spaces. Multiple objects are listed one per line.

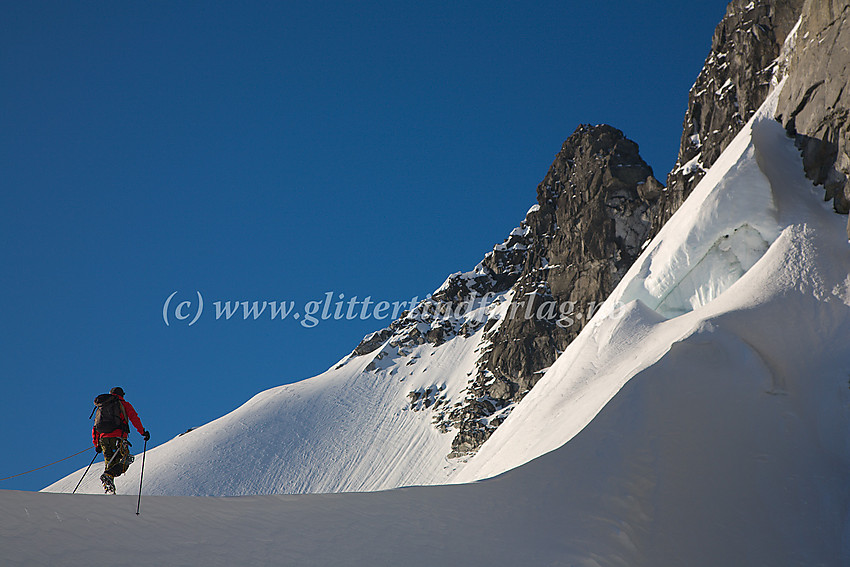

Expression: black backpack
xmin=92 ymin=394 xmax=128 ymax=434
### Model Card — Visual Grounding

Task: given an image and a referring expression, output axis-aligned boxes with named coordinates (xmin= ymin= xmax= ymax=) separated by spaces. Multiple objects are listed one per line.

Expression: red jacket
xmin=92 ymin=396 xmax=145 ymax=446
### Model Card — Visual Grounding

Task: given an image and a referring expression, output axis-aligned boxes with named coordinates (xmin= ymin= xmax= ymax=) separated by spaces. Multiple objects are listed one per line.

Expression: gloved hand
xmin=95 ymin=444 xmax=102 ymax=453
xmin=143 ymin=430 xmax=151 ymax=441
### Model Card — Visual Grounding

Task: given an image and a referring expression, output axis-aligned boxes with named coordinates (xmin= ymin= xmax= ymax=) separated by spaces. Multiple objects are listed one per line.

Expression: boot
xmin=100 ymin=473 xmax=116 ymax=494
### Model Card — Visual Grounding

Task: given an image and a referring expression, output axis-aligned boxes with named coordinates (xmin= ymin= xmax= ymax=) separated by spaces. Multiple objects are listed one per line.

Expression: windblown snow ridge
xmin=610 ymin=85 xmax=790 ymax=320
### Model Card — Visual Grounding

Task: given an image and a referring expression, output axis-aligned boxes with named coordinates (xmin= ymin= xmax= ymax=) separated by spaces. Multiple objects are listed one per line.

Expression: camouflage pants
xmin=99 ymin=437 xmax=132 ymax=478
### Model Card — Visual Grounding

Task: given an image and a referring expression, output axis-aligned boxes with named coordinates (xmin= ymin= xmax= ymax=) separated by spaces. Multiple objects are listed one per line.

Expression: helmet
xmin=110 ymin=387 xmax=125 ymax=396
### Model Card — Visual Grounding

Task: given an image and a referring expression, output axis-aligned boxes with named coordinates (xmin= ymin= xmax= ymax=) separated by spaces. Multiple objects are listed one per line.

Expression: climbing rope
xmin=0 ymin=447 xmax=93 ymax=481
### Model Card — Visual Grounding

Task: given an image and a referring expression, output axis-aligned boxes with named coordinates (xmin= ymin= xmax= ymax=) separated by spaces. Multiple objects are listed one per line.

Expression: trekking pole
xmin=72 ymin=450 xmax=99 ymax=494
xmin=136 ymin=437 xmax=147 ymax=515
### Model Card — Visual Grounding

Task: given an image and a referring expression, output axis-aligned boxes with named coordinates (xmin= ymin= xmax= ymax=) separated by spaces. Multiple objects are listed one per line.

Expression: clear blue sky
xmin=0 ymin=0 xmax=729 ymax=490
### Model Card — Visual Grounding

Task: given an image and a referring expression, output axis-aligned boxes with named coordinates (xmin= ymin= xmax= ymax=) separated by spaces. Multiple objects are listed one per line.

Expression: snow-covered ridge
xmin=614 ymin=85 xmax=784 ymax=318
xmin=23 ymin=85 xmax=850 ymax=561
xmin=45 ymin=84 xmax=810 ymax=497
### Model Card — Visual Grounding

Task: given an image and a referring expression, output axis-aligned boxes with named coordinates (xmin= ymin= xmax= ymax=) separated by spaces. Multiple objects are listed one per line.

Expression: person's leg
xmin=100 ymin=438 xmax=115 ymax=470
xmin=116 ymin=439 xmax=133 ymax=476
xmin=102 ymin=438 xmax=124 ymax=478
xmin=99 ymin=438 xmax=120 ymax=493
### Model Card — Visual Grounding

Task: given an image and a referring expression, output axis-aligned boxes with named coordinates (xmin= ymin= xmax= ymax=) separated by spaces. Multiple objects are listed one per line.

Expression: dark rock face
xmin=659 ymin=0 xmax=850 ymax=229
xmin=448 ymin=125 xmax=661 ymax=456
xmin=652 ymin=0 xmax=804 ymax=236
xmin=775 ymin=0 xmax=850 ymax=217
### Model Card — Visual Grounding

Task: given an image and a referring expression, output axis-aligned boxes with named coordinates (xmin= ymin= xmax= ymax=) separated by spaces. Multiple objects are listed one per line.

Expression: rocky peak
xmin=775 ymin=0 xmax=850 ymax=217
xmin=349 ymin=124 xmax=662 ymax=458
xmin=657 ymin=0 xmax=850 ymax=226
xmin=448 ymin=124 xmax=661 ymax=456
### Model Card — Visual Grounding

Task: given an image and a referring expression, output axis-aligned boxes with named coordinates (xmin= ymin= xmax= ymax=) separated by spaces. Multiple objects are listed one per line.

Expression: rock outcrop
xmin=653 ymin=0 xmax=804 ymax=236
xmin=774 ymin=0 xmax=850 ymax=217
xmin=660 ymin=0 xmax=850 ymax=230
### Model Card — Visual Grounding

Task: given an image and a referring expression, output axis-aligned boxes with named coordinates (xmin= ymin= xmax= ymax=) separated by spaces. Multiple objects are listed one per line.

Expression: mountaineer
xmin=92 ymin=387 xmax=150 ymax=494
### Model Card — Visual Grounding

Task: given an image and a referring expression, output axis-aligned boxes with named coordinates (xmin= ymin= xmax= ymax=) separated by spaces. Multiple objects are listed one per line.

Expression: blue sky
xmin=0 ymin=1 xmax=729 ymax=490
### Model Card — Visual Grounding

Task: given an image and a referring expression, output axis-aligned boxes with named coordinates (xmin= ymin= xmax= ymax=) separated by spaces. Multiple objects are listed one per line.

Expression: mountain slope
xmin=12 ymin=279 xmax=850 ymax=567
xmin=45 ymin=292 xmax=516 ymax=495
xmin=450 ymin=86 xmax=850 ymax=564
xmin=45 ymin=124 xmax=662 ymax=496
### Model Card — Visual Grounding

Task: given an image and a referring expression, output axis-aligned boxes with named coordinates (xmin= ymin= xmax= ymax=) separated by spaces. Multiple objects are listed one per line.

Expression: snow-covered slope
xmin=10 ymin=242 xmax=850 ymax=567
xmin=11 ymin=339 xmax=850 ymax=567
xmin=46 ymin=290 xmax=515 ymax=496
